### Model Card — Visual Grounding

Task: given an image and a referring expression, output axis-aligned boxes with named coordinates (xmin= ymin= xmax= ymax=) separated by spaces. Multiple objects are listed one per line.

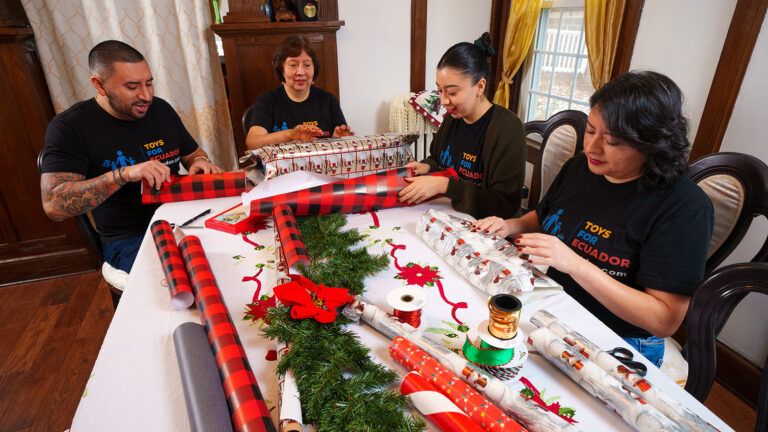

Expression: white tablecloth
xmin=71 ymin=196 xmax=732 ymax=432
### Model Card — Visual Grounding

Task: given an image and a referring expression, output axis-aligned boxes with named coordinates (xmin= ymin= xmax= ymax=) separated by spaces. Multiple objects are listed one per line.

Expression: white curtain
xmin=22 ymin=0 xmax=237 ymax=170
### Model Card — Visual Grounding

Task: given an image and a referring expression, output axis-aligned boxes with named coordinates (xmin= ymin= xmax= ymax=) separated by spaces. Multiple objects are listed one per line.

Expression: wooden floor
xmin=0 ymin=271 xmax=759 ymax=431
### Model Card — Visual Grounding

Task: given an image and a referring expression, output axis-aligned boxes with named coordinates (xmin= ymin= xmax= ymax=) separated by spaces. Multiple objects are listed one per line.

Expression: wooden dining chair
xmin=682 ymin=262 xmax=768 ymax=432
xmin=523 ymin=110 xmax=587 ymax=212
xmin=36 ymin=150 xmax=124 ymax=308
xmin=242 ymin=104 xmax=255 ymax=135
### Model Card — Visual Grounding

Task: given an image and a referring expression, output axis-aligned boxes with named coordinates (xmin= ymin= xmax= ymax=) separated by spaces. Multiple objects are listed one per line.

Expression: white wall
xmin=424 ymin=0 xmax=492 ymax=88
xmin=336 ymin=0 xmax=491 ymax=136
xmin=713 ymin=17 xmax=768 ymax=367
xmin=337 ymin=0 xmax=411 ymax=136
xmin=630 ymin=0 xmax=736 ymax=142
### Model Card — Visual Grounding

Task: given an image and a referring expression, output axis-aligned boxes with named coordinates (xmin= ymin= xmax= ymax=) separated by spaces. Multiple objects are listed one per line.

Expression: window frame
xmin=517 ymin=0 xmax=592 ymax=122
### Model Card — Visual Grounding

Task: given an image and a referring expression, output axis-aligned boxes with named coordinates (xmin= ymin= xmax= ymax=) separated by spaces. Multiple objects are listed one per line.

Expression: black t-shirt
xmin=436 ymin=105 xmax=494 ymax=187
xmin=246 ymin=86 xmax=347 ymax=136
xmin=41 ymin=97 xmax=198 ymax=242
xmin=536 ymin=153 xmax=714 ymax=338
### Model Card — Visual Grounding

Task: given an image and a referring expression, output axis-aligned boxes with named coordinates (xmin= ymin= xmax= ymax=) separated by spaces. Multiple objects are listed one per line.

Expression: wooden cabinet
xmin=213 ymin=20 xmax=344 ymax=159
xmin=0 ymin=27 xmax=99 ymax=285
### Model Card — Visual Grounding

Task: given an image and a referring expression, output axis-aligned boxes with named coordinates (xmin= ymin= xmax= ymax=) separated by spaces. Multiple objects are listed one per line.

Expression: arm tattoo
xmin=41 ymin=171 xmax=122 ymax=221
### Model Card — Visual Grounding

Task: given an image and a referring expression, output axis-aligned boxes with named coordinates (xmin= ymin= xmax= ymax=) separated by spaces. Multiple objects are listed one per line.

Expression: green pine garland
xmin=261 ymin=214 xmax=424 ymax=431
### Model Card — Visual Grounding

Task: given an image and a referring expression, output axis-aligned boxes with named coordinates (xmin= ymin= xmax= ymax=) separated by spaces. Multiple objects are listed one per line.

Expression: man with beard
xmin=40 ymin=40 xmax=223 ymax=273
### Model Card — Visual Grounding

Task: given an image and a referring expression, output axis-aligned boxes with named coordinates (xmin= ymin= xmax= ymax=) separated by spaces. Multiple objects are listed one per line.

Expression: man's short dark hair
xmin=88 ymin=40 xmax=145 ymax=78
xmin=272 ymin=36 xmax=320 ymax=82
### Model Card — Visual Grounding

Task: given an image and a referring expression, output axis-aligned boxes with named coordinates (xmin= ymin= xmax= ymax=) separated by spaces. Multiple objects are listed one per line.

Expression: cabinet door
xmin=0 ymin=31 xmax=99 ymax=285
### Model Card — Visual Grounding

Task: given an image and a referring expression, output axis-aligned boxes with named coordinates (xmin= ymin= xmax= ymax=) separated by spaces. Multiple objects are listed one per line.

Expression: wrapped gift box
xmin=242 ymin=133 xmax=418 ymax=180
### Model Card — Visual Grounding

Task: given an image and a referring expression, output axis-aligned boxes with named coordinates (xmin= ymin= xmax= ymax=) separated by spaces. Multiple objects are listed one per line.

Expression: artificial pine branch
xmin=261 ymin=214 xmax=424 ymax=431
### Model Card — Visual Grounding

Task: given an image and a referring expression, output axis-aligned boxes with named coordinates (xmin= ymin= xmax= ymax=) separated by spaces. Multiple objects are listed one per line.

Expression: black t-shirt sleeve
xmin=247 ymin=91 xmax=276 ymax=132
xmin=164 ymin=102 xmax=198 ymax=156
xmin=635 ymin=188 xmax=714 ymax=295
xmin=41 ymin=115 xmax=89 ymax=176
xmin=328 ymin=94 xmax=347 ymax=127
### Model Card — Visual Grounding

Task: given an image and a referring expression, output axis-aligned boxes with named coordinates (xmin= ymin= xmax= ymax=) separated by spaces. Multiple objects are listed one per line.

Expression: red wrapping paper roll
xmin=272 ymin=205 xmax=309 ymax=268
xmin=389 ymin=336 xmax=527 ymax=432
xmin=142 ymin=171 xmax=248 ymax=204
xmin=401 ymin=371 xmax=485 ymax=432
xmin=178 ymin=236 xmax=276 ymax=432
xmin=150 ymin=220 xmax=194 ymax=309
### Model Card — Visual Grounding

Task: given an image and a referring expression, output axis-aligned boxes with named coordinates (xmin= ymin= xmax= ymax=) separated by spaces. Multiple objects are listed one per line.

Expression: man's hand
xmin=188 ymin=158 xmax=224 ymax=175
xmin=122 ymin=160 xmax=171 ymax=190
xmin=405 ymin=161 xmax=430 ymax=176
xmin=332 ymin=125 xmax=354 ymax=138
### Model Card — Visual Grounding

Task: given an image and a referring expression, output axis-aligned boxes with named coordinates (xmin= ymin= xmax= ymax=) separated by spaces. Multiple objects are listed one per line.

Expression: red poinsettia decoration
xmin=245 ymin=294 xmax=276 ymax=323
xmin=396 ymin=262 xmax=441 ymax=287
xmin=273 ymin=274 xmax=353 ymax=323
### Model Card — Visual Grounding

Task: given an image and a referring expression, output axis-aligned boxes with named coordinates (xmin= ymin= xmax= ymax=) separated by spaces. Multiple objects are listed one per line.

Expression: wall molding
xmin=410 ymin=0 xmax=427 ymax=92
xmin=611 ymin=0 xmax=644 ymax=79
xmin=690 ymin=0 xmax=768 ymax=161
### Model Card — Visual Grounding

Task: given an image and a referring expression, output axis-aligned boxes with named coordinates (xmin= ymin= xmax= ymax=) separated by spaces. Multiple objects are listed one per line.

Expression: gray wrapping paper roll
xmin=173 ymin=322 xmax=234 ymax=432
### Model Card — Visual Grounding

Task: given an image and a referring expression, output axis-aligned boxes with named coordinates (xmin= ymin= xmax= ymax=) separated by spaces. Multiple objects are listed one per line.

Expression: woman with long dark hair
xmin=475 ymin=71 xmax=714 ymax=366
xmin=399 ymin=33 xmax=526 ymax=219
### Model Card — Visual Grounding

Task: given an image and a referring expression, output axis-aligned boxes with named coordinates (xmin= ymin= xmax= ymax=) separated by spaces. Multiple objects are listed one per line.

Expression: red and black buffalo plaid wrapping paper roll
xmin=142 ymin=171 xmax=248 ymax=204
xmin=178 ymin=235 xmax=276 ymax=432
xmin=271 ymin=205 xmax=309 ymax=268
xmin=150 ymin=220 xmax=194 ymax=310
xmin=249 ymin=167 xmax=458 ymax=216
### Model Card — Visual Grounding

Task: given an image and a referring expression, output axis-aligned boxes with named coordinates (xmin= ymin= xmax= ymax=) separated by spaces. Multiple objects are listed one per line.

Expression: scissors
xmin=607 ymin=347 xmax=648 ymax=376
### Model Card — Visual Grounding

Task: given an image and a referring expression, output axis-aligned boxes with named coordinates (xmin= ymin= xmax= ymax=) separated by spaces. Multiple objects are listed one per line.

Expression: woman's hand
xmin=398 ymin=176 xmax=449 ymax=204
xmin=472 ymin=216 xmax=513 ymax=237
xmin=332 ymin=125 xmax=354 ymax=137
xmin=515 ymin=233 xmax=584 ymax=274
xmin=290 ymin=124 xmax=325 ymax=142
xmin=405 ymin=161 xmax=430 ymax=176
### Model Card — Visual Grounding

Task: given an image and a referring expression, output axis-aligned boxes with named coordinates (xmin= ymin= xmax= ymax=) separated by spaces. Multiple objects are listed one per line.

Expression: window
xmin=520 ymin=3 xmax=594 ymax=121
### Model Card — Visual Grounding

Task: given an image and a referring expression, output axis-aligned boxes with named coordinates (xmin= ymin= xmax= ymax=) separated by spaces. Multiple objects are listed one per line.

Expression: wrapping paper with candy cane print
xmin=530 ymin=310 xmax=719 ymax=432
xmin=389 ymin=336 xmax=528 ymax=432
xmin=527 ymin=326 xmax=686 ymax=432
xmin=400 ymin=371 xmax=485 ymax=432
xmin=243 ymin=133 xmax=418 ymax=180
xmin=343 ymin=297 xmax=580 ymax=432
xmin=178 ymin=235 xmax=276 ymax=432
xmin=418 ymin=209 xmax=561 ymax=299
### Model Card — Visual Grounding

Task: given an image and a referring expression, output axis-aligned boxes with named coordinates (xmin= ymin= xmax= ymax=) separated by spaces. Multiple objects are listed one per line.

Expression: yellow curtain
xmin=492 ymin=0 xmax=543 ymax=108
xmin=584 ymin=0 xmax=626 ymax=90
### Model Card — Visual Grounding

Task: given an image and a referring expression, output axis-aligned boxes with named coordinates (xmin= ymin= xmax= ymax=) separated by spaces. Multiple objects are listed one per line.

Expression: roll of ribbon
xmin=387 ymin=286 xmax=427 ymax=329
xmin=272 ymin=205 xmax=309 ymax=269
xmin=142 ymin=171 xmax=248 ymax=204
xmin=173 ymin=322 xmax=234 ymax=432
xmin=179 ymin=235 xmax=276 ymax=432
xmin=400 ymin=371 xmax=484 ymax=432
xmin=389 ymin=336 xmax=528 ymax=432
xmin=462 ymin=320 xmax=527 ymax=382
xmin=151 ymin=219 xmax=194 ymax=309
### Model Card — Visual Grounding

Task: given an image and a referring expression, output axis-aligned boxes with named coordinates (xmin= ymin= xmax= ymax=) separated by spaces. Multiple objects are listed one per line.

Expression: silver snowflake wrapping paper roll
xmin=527 ymin=326 xmax=686 ymax=432
xmin=530 ymin=310 xmax=719 ymax=432
xmin=344 ymin=297 xmax=580 ymax=432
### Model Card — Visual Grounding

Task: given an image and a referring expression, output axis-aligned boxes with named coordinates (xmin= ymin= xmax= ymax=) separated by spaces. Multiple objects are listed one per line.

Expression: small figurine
xmin=272 ymin=0 xmax=297 ymax=22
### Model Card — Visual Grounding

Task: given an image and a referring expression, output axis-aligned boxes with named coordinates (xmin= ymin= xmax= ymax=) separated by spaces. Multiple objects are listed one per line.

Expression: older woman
xmin=475 ymin=71 xmax=713 ymax=366
xmin=399 ymin=33 xmax=526 ymax=219
xmin=245 ymin=36 xmax=353 ymax=150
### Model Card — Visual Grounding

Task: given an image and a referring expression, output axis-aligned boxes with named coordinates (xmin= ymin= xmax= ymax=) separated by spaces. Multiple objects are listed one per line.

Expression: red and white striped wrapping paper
xmin=389 ymin=336 xmax=528 ymax=432
xmin=401 ymin=371 xmax=484 ymax=432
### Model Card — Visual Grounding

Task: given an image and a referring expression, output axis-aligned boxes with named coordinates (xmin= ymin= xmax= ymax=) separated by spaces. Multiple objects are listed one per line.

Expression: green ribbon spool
xmin=461 ymin=336 xmax=515 ymax=367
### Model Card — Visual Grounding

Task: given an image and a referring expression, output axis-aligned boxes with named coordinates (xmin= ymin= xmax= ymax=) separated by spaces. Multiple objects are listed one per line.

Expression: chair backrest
xmin=36 ymin=150 xmax=104 ymax=259
xmin=524 ymin=110 xmax=587 ymax=209
xmin=683 ymin=262 xmax=768 ymax=432
xmin=687 ymin=152 xmax=768 ymax=273
xmin=242 ymin=104 xmax=254 ymax=135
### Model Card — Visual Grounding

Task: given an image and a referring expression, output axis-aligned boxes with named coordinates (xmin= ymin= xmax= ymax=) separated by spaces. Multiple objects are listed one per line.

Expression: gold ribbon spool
xmin=487 ymin=294 xmax=522 ymax=340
